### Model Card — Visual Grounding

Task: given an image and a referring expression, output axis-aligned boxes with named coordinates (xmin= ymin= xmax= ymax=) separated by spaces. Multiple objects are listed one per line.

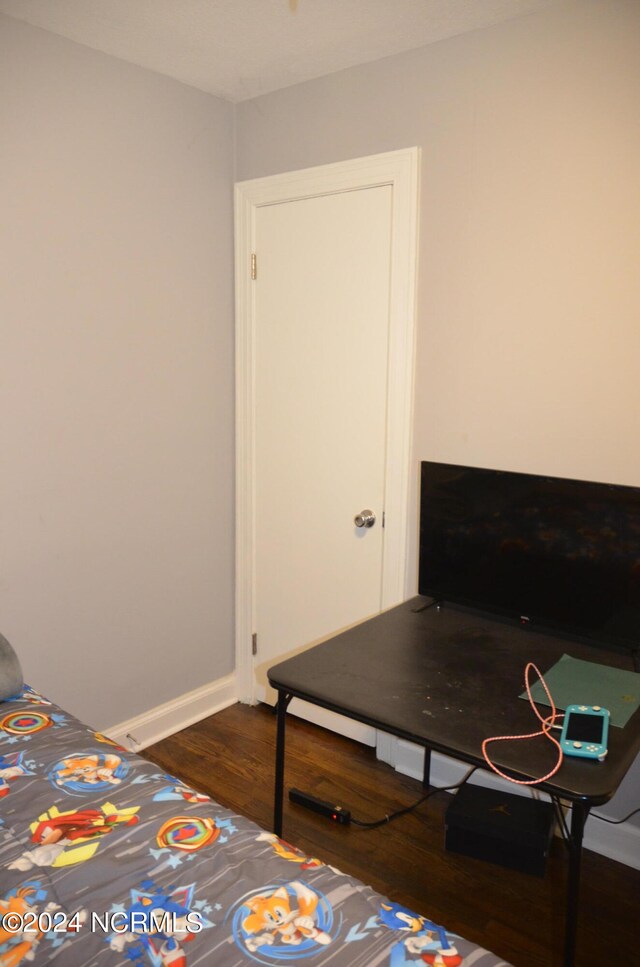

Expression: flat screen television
xmin=419 ymin=462 xmax=640 ymax=654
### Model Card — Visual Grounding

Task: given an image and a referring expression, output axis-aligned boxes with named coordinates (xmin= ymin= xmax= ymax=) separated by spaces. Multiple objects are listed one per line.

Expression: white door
xmin=254 ymin=186 xmax=391 ymax=702
xmin=235 ymin=149 xmax=420 ymax=738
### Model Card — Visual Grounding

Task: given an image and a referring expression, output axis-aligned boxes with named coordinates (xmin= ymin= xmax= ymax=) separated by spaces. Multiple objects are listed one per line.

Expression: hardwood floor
xmin=143 ymin=703 xmax=640 ymax=967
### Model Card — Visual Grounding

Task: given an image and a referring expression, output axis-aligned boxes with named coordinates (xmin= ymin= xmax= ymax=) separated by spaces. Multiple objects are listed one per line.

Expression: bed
xmin=0 ymin=635 xmax=509 ymax=967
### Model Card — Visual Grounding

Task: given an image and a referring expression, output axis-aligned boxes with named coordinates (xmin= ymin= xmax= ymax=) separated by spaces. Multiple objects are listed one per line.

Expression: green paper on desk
xmin=522 ymin=654 xmax=640 ymax=728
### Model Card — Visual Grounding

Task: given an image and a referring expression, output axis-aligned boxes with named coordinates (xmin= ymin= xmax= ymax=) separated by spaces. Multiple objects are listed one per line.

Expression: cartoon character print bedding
xmin=0 ymin=686 xmax=510 ymax=966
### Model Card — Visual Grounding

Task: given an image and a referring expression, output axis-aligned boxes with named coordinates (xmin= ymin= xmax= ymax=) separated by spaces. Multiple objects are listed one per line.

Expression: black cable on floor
xmin=350 ymin=766 xmax=478 ymax=829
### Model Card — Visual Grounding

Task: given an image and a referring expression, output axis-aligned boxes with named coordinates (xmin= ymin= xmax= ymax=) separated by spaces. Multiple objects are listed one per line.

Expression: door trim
xmin=234 ymin=148 xmax=420 ymax=702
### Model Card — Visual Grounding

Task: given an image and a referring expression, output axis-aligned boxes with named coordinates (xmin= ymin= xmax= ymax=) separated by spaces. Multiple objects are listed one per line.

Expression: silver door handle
xmin=354 ymin=509 xmax=376 ymax=528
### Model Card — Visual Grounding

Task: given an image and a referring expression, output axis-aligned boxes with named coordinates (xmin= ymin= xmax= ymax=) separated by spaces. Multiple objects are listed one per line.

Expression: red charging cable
xmin=482 ymin=662 xmax=564 ymax=785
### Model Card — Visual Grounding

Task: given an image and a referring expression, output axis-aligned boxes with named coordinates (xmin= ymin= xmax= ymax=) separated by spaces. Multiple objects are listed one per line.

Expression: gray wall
xmin=1 ymin=15 xmax=236 ymax=727
xmin=237 ymin=0 xmax=640 ymax=592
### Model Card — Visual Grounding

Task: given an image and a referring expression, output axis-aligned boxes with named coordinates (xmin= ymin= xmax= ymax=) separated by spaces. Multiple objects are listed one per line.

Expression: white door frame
xmin=234 ymin=147 xmax=420 ymax=703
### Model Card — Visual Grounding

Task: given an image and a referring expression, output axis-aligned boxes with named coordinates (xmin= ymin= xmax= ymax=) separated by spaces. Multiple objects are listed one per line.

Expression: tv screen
xmin=419 ymin=462 xmax=640 ymax=652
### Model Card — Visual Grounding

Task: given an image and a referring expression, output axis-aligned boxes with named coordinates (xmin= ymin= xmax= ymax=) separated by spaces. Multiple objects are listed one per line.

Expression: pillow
xmin=0 ymin=633 xmax=24 ymax=700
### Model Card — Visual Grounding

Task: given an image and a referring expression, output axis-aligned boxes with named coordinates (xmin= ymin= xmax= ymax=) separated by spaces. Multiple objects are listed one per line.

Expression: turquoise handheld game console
xmin=560 ymin=705 xmax=609 ymax=761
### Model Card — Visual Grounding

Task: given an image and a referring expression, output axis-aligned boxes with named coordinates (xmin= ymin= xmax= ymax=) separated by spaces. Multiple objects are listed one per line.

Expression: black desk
xmin=267 ymin=596 xmax=640 ymax=967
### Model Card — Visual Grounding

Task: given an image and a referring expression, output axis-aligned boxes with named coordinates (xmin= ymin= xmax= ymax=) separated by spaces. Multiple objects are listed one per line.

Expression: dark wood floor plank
xmin=143 ymin=702 xmax=640 ymax=967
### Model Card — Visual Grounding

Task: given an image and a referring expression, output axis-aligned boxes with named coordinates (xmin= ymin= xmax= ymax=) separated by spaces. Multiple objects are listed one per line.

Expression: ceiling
xmin=0 ymin=0 xmax=558 ymax=102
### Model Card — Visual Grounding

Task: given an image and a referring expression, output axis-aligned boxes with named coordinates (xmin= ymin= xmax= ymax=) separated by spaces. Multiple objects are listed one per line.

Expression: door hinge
xmin=252 ymin=632 xmax=258 ymax=656
xmin=250 ymin=253 xmax=257 ymax=280
xmin=382 ymin=510 xmax=386 ymax=528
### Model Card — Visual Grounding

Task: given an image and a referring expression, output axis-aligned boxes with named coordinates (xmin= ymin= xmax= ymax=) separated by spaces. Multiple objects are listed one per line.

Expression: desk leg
xmin=274 ymin=692 xmax=292 ymax=837
xmin=564 ymin=800 xmax=589 ymax=967
xmin=422 ymin=747 xmax=432 ymax=788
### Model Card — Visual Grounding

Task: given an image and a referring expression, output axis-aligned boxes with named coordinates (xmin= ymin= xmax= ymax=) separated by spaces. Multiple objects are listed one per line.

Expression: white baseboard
xmin=254 ymin=683 xmax=377 ymax=747
xmin=376 ymin=736 xmax=554 ymax=799
xmin=376 ymin=734 xmax=640 ymax=871
xmin=286 ymin=698 xmax=377 ymax=747
xmin=104 ymin=673 xmax=238 ymax=752
xmin=583 ymin=809 xmax=640 ymax=868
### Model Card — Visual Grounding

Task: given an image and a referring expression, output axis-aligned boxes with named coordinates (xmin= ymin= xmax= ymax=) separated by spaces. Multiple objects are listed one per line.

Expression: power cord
xmin=551 ymin=795 xmax=571 ymax=846
xmin=350 ymin=766 xmax=478 ymax=829
xmin=482 ymin=662 xmax=565 ymax=786
xmin=590 ymin=805 xmax=640 ymax=825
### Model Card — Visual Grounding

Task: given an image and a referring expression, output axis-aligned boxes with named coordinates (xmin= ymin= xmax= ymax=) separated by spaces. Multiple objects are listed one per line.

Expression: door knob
xmin=354 ymin=509 xmax=376 ymax=528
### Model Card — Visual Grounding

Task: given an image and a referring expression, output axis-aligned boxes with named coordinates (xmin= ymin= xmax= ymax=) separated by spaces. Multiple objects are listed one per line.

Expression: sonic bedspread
xmin=0 ymin=686 xmax=509 ymax=967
